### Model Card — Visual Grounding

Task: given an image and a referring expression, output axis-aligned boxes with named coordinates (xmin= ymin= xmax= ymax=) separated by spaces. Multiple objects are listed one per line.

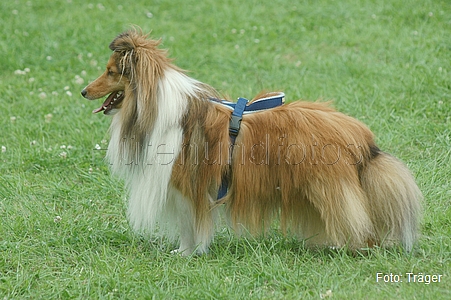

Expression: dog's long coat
xmin=81 ymin=30 xmax=422 ymax=255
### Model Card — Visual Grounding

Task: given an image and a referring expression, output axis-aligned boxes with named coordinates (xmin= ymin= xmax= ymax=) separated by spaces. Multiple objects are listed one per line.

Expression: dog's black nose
xmin=81 ymin=89 xmax=87 ymax=98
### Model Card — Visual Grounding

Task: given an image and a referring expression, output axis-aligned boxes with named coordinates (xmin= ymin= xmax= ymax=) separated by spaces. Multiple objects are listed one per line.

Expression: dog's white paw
xmin=170 ymin=248 xmax=193 ymax=256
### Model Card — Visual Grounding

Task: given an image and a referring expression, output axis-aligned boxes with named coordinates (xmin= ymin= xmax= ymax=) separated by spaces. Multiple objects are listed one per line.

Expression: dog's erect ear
xmin=107 ymin=30 xmax=167 ymax=77
xmin=109 ymin=31 xmax=137 ymax=52
xmin=108 ymin=29 xmax=161 ymax=54
xmin=108 ymin=30 xmax=144 ymax=76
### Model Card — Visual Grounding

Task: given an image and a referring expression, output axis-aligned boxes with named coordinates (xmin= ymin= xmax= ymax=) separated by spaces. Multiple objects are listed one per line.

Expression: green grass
xmin=1 ymin=0 xmax=450 ymax=298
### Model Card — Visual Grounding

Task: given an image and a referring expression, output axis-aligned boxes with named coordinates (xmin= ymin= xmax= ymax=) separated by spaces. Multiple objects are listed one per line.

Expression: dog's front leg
xmin=167 ymin=188 xmax=198 ymax=256
xmin=168 ymin=187 xmax=214 ymax=255
xmin=176 ymin=216 xmax=197 ymax=256
xmin=174 ymin=199 xmax=212 ymax=256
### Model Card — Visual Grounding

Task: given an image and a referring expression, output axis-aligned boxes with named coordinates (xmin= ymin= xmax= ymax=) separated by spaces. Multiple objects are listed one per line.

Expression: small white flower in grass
xmin=64 ymin=86 xmax=70 ymax=90
xmin=87 ymin=53 xmax=93 ymax=58
xmin=90 ymin=60 xmax=98 ymax=67
xmin=54 ymin=216 xmax=62 ymax=223
xmin=46 ymin=56 xmax=52 ymax=61
xmin=101 ymin=139 xmax=108 ymax=144
xmin=29 ymin=77 xmax=35 ymax=83
xmin=108 ymin=289 xmax=119 ymax=296
xmin=24 ymin=68 xmax=30 ymax=73
xmin=52 ymin=91 xmax=58 ymax=96
xmin=146 ymin=12 xmax=153 ymax=18
xmin=67 ymin=145 xmax=73 ymax=150
xmin=235 ymin=45 xmax=239 ymax=49
xmin=254 ymin=39 xmax=260 ymax=43
xmin=97 ymin=3 xmax=105 ymax=11
xmin=95 ymin=144 xmax=102 ymax=150
xmin=59 ymin=151 xmax=67 ymax=158
xmin=10 ymin=116 xmax=17 ymax=123
xmin=231 ymin=28 xmax=237 ymax=34
xmin=75 ymin=76 xmax=84 ymax=85
xmin=88 ymin=167 xmax=93 ymax=174
xmin=66 ymin=91 xmax=73 ymax=97
xmin=117 ymin=5 xmax=123 ymax=10
xmin=81 ymin=70 xmax=87 ymax=76
xmin=60 ymin=145 xmax=66 ymax=149
xmin=39 ymin=92 xmax=47 ymax=99
xmin=30 ymin=140 xmax=37 ymax=146
xmin=14 ymin=70 xmax=26 ymax=75
xmin=45 ymin=113 xmax=53 ymax=123
xmin=87 ymin=3 xmax=94 ymax=9
xmin=240 ymin=29 xmax=245 ymax=34
xmin=1 ymin=146 xmax=6 ymax=153
xmin=428 ymin=12 xmax=433 ymax=17
xmin=320 ymin=289 xmax=332 ymax=298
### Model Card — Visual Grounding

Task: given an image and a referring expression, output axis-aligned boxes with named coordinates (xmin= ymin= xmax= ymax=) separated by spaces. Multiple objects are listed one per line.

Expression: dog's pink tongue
xmin=92 ymin=106 xmax=105 ymax=114
xmin=92 ymin=93 xmax=115 ymax=114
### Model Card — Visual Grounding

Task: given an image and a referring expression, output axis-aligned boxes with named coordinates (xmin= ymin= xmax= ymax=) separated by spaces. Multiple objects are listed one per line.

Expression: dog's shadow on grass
xmin=92 ymin=226 xmax=412 ymax=262
xmin=209 ymin=235 xmax=342 ymax=260
xmin=204 ymin=230 xmax=414 ymax=262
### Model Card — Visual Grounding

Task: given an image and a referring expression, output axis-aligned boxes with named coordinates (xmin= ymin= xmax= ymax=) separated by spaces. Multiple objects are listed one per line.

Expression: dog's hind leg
xmin=304 ymin=179 xmax=374 ymax=249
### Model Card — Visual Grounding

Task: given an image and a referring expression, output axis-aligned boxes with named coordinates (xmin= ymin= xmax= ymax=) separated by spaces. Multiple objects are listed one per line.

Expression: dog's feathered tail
xmin=360 ymin=152 xmax=422 ymax=251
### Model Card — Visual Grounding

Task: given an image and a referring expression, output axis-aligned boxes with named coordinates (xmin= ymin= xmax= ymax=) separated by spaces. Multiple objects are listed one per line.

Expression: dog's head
xmin=81 ymin=29 xmax=169 ymax=116
xmin=80 ymin=44 xmax=129 ymax=115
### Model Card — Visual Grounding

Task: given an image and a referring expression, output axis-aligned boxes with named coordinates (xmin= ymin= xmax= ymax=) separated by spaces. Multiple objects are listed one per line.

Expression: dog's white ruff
xmin=107 ymin=68 xmax=205 ymax=247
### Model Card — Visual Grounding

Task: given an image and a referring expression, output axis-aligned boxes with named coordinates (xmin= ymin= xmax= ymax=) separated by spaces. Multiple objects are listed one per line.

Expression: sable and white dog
xmin=81 ymin=29 xmax=422 ymax=255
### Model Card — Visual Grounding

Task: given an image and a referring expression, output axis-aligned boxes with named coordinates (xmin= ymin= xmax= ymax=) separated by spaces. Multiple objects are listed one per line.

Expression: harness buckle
xmin=229 ymin=115 xmax=242 ymax=137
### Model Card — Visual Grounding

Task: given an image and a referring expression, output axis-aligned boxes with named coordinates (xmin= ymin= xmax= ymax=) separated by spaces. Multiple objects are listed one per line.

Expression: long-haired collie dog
xmin=81 ymin=29 xmax=422 ymax=255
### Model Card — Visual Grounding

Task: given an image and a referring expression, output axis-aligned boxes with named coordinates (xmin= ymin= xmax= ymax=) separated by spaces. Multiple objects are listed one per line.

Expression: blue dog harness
xmin=211 ymin=92 xmax=285 ymax=199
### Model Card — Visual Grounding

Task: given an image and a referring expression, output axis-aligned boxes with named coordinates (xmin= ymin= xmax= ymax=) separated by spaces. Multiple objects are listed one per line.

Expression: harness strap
xmin=214 ymin=93 xmax=285 ymax=200
xmin=214 ymin=92 xmax=285 ymax=114
xmin=229 ymin=97 xmax=248 ymax=142
xmin=217 ymin=97 xmax=248 ymax=199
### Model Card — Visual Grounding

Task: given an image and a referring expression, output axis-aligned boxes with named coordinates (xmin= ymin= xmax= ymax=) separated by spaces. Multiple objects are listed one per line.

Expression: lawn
xmin=1 ymin=0 xmax=450 ymax=298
